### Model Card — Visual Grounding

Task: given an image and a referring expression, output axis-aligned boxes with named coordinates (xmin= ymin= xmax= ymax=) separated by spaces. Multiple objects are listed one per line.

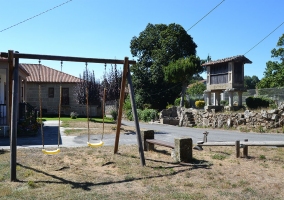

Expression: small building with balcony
xmin=202 ymin=55 xmax=252 ymax=110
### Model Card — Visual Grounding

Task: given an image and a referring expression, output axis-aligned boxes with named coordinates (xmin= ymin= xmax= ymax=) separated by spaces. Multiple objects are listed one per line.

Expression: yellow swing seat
xmin=42 ymin=148 xmax=61 ymax=155
xmin=87 ymin=141 xmax=104 ymax=148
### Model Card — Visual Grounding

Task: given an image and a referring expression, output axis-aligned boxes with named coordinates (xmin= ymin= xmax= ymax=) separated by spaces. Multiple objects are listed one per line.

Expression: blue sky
xmin=1 ymin=0 xmax=283 ymax=81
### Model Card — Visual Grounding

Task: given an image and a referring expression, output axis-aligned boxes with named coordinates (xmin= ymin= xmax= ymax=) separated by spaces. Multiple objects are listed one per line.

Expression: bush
xmin=220 ymin=100 xmax=228 ymax=106
xmin=70 ymin=111 xmax=78 ymax=119
xmin=245 ymin=96 xmax=270 ymax=109
xmin=174 ymin=97 xmax=190 ymax=108
xmin=245 ymin=97 xmax=254 ymax=108
xmin=140 ymin=109 xmax=158 ymax=122
xmin=143 ymin=104 xmax=151 ymax=109
xmin=126 ymin=109 xmax=133 ymax=121
xmin=125 ymin=108 xmax=157 ymax=122
xmin=110 ymin=110 xmax=118 ymax=120
xmin=123 ymin=96 xmax=132 ymax=111
xmin=126 ymin=109 xmax=143 ymax=121
xmin=166 ymin=103 xmax=173 ymax=109
xmin=195 ymin=100 xmax=205 ymax=109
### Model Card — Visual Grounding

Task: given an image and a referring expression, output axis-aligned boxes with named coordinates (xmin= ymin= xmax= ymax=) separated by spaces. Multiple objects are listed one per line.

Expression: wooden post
xmin=235 ymin=140 xmax=240 ymax=158
xmin=243 ymin=139 xmax=248 ymax=158
xmin=8 ymin=50 xmax=14 ymax=133
xmin=114 ymin=57 xmax=129 ymax=154
xmin=126 ymin=64 xmax=146 ymax=166
xmin=10 ymin=51 xmax=19 ymax=181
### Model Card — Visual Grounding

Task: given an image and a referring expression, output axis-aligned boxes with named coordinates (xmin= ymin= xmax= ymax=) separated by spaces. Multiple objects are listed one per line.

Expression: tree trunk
xmin=180 ymin=83 xmax=187 ymax=107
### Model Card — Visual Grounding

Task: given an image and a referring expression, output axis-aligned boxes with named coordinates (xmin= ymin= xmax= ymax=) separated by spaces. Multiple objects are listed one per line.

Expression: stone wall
xmin=159 ymin=104 xmax=284 ymax=131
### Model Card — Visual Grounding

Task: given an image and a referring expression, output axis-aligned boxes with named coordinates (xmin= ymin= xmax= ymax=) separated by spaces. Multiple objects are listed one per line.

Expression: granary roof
xmin=0 ymin=56 xmax=8 ymax=61
xmin=202 ymin=55 xmax=252 ymax=66
xmin=21 ymin=64 xmax=81 ymax=83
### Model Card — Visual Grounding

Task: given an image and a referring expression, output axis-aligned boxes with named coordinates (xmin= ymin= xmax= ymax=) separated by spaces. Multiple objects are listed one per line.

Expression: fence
xmin=187 ymin=87 xmax=284 ymax=107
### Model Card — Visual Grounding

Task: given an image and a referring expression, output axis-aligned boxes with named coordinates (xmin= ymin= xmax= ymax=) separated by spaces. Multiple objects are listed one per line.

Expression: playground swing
xmin=38 ymin=60 xmax=61 ymax=155
xmin=86 ymin=62 xmax=105 ymax=148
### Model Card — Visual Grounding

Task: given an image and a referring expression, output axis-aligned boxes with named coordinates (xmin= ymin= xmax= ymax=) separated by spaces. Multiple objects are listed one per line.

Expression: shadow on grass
xmin=16 ymin=154 xmax=211 ymax=191
xmin=0 ymin=149 xmax=8 ymax=154
xmin=117 ymin=153 xmax=212 ymax=169
xmin=89 ymin=118 xmax=115 ymax=124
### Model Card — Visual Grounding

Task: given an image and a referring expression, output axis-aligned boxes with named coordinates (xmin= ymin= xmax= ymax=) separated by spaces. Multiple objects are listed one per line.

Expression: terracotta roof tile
xmin=202 ymin=55 xmax=252 ymax=66
xmin=21 ymin=64 xmax=81 ymax=83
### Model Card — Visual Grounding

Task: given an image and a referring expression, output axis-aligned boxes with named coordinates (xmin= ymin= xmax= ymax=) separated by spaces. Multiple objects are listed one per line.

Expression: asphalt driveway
xmin=1 ymin=120 xmax=284 ymax=149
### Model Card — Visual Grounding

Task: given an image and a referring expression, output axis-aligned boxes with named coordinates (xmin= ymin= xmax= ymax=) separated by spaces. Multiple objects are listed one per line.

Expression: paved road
xmin=1 ymin=120 xmax=284 ymax=149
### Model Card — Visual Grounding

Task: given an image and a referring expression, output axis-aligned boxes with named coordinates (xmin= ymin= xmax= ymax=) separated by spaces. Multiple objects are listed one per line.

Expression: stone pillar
xmin=141 ymin=130 xmax=154 ymax=151
xmin=205 ymin=91 xmax=211 ymax=106
xmin=228 ymin=91 xmax=234 ymax=107
xmin=172 ymin=137 xmax=192 ymax=163
xmin=215 ymin=91 xmax=221 ymax=106
xmin=238 ymin=91 xmax=243 ymax=107
xmin=221 ymin=92 xmax=224 ymax=101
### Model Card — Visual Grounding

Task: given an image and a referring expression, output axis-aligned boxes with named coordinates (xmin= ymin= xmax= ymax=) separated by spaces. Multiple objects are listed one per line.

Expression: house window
xmin=61 ymin=88 xmax=69 ymax=105
xmin=48 ymin=87 xmax=54 ymax=98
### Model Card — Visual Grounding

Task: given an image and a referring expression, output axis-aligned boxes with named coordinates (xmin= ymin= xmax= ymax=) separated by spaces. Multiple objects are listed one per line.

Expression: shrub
xmin=143 ymin=104 xmax=151 ymax=109
xmin=245 ymin=96 xmax=270 ymax=109
xmin=174 ymin=97 xmax=190 ymax=108
xmin=220 ymin=100 xmax=228 ymax=106
xmin=123 ymin=96 xmax=132 ymax=111
xmin=125 ymin=108 xmax=157 ymax=122
xmin=126 ymin=109 xmax=142 ymax=121
xmin=126 ymin=109 xmax=133 ymax=121
xmin=166 ymin=103 xmax=173 ymax=109
xmin=110 ymin=110 xmax=118 ymax=120
xmin=70 ymin=111 xmax=78 ymax=119
xmin=195 ymin=100 xmax=205 ymax=109
xmin=140 ymin=109 xmax=158 ymax=122
xmin=245 ymin=97 xmax=254 ymax=108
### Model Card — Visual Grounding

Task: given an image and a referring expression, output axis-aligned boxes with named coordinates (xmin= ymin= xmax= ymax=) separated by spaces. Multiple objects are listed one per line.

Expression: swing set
xmin=1 ymin=50 xmax=146 ymax=182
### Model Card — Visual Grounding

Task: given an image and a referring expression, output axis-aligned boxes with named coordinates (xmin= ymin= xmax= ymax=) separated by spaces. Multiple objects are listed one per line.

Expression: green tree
xmin=130 ymin=23 xmax=198 ymax=110
xmin=164 ymin=55 xmax=204 ymax=106
xmin=244 ymin=75 xmax=260 ymax=89
xmin=187 ymin=81 xmax=206 ymax=100
xmin=257 ymin=34 xmax=284 ymax=88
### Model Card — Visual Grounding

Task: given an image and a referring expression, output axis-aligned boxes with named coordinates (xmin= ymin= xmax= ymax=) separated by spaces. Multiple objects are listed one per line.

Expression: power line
xmin=186 ymin=0 xmax=225 ymax=32
xmin=244 ymin=21 xmax=284 ymax=55
xmin=0 ymin=0 xmax=72 ymax=33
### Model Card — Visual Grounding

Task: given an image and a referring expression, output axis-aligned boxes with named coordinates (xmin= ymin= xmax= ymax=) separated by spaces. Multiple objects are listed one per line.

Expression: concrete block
xmin=173 ymin=137 xmax=192 ymax=163
xmin=141 ymin=130 xmax=154 ymax=151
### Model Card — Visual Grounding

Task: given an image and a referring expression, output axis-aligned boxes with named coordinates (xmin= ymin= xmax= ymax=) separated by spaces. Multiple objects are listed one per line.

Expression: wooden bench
xmin=141 ymin=130 xmax=192 ymax=163
xmin=146 ymin=139 xmax=175 ymax=150
xmin=197 ymin=140 xmax=284 ymax=158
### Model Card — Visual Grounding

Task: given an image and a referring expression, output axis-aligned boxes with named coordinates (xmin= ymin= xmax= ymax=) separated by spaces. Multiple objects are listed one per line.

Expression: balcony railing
xmin=0 ymin=104 xmax=6 ymax=125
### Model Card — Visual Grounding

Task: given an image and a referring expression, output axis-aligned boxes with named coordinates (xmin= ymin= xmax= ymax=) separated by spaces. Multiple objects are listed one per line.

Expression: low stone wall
xmin=159 ymin=104 xmax=284 ymax=131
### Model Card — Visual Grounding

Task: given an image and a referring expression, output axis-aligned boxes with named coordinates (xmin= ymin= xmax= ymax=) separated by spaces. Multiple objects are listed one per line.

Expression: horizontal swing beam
xmin=0 ymin=52 xmax=136 ymax=65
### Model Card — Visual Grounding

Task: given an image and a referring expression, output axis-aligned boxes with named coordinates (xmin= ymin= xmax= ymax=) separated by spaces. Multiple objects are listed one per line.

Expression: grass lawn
xmin=1 ymin=145 xmax=284 ymax=199
xmin=2 ymin=117 xmax=284 ymax=199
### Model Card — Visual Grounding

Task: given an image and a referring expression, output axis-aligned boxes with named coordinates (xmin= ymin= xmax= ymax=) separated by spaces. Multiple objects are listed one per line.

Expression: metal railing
xmin=0 ymin=104 xmax=6 ymax=125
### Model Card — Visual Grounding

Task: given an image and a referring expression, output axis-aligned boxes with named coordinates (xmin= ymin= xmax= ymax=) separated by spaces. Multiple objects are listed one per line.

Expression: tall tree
xmin=102 ymin=64 xmax=122 ymax=102
xmin=187 ymin=81 xmax=206 ymax=100
xmin=130 ymin=23 xmax=198 ymax=110
xmin=244 ymin=75 xmax=260 ymax=89
xmin=74 ymin=68 xmax=101 ymax=106
xmin=257 ymin=34 xmax=284 ymax=88
xmin=164 ymin=55 xmax=204 ymax=106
